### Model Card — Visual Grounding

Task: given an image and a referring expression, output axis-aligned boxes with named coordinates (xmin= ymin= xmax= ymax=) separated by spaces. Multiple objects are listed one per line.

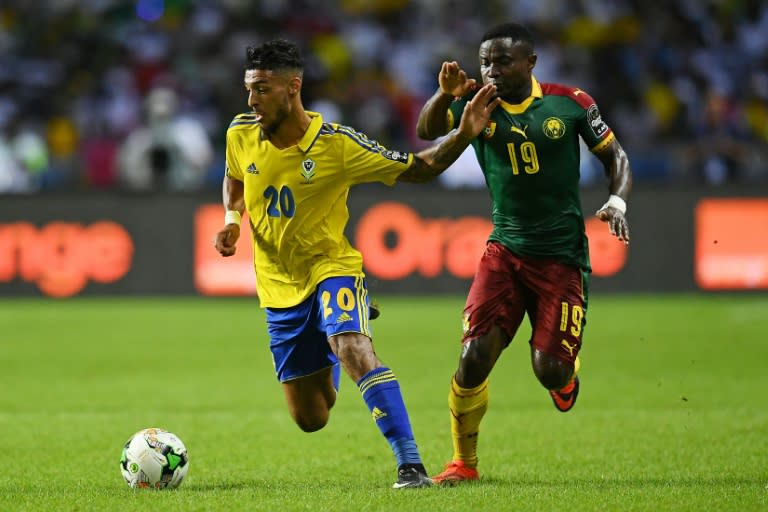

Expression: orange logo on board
xmin=0 ymin=221 xmax=134 ymax=297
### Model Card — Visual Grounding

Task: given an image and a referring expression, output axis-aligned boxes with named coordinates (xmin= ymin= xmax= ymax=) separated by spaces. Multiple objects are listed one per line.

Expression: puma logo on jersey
xmin=510 ymin=125 xmax=529 ymax=139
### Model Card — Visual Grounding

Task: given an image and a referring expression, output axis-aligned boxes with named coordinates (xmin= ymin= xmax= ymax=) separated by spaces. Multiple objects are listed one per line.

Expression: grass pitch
xmin=0 ymin=294 xmax=766 ymax=511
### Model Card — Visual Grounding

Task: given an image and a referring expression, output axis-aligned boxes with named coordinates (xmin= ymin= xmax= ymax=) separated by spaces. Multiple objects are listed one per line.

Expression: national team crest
xmin=542 ymin=117 xmax=566 ymax=139
xmin=300 ymin=158 xmax=316 ymax=183
xmin=483 ymin=121 xmax=496 ymax=139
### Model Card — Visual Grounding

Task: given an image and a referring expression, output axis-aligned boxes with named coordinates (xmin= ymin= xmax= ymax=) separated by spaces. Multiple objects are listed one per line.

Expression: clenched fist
xmin=214 ymin=224 xmax=240 ymax=257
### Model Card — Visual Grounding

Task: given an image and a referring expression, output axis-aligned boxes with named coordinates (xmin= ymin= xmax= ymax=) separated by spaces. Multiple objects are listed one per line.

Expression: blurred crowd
xmin=0 ymin=0 xmax=766 ymax=193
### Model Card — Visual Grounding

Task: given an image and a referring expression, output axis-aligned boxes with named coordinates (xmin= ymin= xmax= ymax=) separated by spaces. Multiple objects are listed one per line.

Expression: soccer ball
xmin=120 ymin=428 xmax=189 ymax=489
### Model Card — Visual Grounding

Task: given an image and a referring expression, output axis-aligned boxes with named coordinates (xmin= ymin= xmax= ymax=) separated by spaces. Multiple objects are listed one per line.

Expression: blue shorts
xmin=266 ymin=276 xmax=373 ymax=383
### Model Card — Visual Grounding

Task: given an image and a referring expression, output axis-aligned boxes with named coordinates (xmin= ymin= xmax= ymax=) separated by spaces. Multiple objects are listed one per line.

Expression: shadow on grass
xmin=179 ymin=475 xmax=767 ymax=492
xmin=183 ymin=479 xmax=372 ymax=492
xmin=487 ymin=475 xmax=766 ymax=488
xmin=183 ymin=481 xmax=257 ymax=492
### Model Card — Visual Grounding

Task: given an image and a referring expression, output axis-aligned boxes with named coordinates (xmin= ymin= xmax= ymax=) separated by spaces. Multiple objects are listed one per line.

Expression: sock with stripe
xmin=332 ymin=363 xmax=341 ymax=392
xmin=448 ymin=377 xmax=489 ymax=468
xmin=357 ymin=367 xmax=422 ymax=467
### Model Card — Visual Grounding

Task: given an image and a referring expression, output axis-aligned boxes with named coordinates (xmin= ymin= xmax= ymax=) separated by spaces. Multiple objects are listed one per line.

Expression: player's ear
xmin=528 ymin=53 xmax=537 ymax=72
xmin=287 ymin=75 xmax=302 ymax=96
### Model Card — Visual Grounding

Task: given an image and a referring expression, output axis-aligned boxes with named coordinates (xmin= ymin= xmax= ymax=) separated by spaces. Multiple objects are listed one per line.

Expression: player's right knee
xmin=457 ymin=331 xmax=507 ymax=386
xmin=457 ymin=343 xmax=494 ymax=387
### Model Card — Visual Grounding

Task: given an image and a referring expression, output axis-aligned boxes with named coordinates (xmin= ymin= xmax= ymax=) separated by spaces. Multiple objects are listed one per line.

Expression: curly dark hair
xmin=245 ymin=39 xmax=304 ymax=72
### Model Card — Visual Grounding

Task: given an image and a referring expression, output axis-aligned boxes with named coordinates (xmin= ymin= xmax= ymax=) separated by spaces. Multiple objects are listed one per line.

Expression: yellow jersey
xmin=225 ymin=111 xmax=413 ymax=308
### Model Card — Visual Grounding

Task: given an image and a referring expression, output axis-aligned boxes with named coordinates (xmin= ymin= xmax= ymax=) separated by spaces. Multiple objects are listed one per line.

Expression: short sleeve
xmin=225 ymin=129 xmax=244 ymax=181
xmin=574 ymin=96 xmax=614 ymax=152
xmin=336 ymin=125 xmax=414 ymax=186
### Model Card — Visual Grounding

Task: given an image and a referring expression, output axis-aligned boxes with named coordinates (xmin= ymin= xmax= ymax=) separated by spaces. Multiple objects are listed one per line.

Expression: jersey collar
xmin=498 ymin=76 xmax=542 ymax=115
xmin=298 ymin=111 xmax=323 ymax=153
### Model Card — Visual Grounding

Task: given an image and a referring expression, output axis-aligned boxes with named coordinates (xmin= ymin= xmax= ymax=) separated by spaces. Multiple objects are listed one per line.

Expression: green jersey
xmin=448 ymin=76 xmax=615 ymax=271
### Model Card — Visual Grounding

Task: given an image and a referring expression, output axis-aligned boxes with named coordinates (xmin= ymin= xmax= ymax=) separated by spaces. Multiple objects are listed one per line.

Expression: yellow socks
xmin=447 ymin=377 xmax=489 ymax=468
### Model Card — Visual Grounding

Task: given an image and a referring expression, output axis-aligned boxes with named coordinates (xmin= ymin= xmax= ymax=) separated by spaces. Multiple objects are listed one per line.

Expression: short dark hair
xmin=481 ymin=22 xmax=534 ymax=51
xmin=245 ymin=39 xmax=304 ymax=72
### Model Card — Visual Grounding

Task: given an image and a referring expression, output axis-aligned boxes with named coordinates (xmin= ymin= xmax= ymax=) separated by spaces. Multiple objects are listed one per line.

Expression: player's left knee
xmin=531 ymin=350 xmax=573 ymax=390
xmin=293 ymin=412 xmax=330 ymax=433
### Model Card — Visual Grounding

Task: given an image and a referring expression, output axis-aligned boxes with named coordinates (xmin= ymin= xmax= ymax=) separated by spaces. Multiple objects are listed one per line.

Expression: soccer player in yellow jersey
xmin=213 ymin=39 xmax=500 ymax=489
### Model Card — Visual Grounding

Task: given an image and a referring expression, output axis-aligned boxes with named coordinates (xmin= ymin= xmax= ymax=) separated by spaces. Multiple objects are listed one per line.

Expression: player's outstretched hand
xmin=457 ymin=83 xmax=500 ymax=139
xmin=214 ymin=224 xmax=240 ymax=257
xmin=439 ymin=61 xmax=477 ymax=99
xmin=596 ymin=207 xmax=630 ymax=245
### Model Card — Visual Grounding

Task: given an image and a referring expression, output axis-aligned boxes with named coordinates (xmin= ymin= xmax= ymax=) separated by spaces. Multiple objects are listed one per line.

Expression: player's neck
xmin=266 ymin=108 xmax=311 ymax=149
xmin=504 ymin=82 xmax=533 ymax=105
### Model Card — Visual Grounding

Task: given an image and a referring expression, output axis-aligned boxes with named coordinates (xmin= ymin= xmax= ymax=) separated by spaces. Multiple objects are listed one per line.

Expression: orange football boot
xmin=431 ymin=460 xmax=479 ymax=485
xmin=549 ymin=376 xmax=580 ymax=412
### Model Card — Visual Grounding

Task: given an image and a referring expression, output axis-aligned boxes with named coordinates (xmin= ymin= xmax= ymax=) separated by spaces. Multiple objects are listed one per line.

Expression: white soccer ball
xmin=120 ymin=428 xmax=189 ymax=489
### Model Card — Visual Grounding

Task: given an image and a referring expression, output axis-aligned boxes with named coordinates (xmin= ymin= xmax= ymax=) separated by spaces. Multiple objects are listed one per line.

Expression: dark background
xmin=1 ymin=184 xmax=763 ymax=296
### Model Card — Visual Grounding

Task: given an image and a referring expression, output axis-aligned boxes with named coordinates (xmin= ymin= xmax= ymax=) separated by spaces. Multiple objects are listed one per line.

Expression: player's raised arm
xmin=416 ymin=61 xmax=478 ymax=140
xmin=214 ymin=175 xmax=245 ymax=257
xmin=594 ymin=138 xmax=633 ymax=244
xmin=399 ymin=83 xmax=498 ymax=183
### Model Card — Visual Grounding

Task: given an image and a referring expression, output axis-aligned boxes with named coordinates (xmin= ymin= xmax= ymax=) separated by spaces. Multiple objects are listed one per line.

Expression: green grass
xmin=0 ymin=294 xmax=766 ymax=511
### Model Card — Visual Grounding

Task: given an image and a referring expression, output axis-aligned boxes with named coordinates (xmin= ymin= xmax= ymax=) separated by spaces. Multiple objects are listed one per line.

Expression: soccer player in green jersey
xmin=416 ymin=22 xmax=633 ymax=484
xmin=213 ymin=39 xmax=499 ymax=489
